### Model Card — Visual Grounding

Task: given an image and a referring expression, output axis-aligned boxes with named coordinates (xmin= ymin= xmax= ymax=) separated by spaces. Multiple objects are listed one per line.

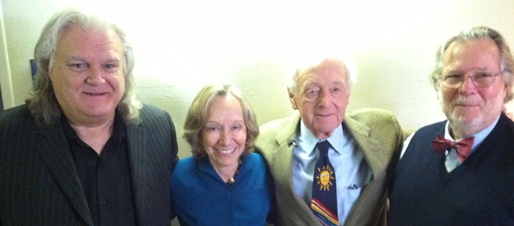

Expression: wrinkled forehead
xmin=299 ymin=58 xmax=347 ymax=76
xmin=58 ymin=24 xmax=118 ymax=42
xmin=300 ymin=59 xmax=347 ymax=83
xmin=442 ymin=38 xmax=501 ymax=71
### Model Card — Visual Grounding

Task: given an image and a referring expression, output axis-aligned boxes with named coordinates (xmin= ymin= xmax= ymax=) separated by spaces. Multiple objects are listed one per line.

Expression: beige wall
xmin=2 ymin=0 xmax=514 ymax=159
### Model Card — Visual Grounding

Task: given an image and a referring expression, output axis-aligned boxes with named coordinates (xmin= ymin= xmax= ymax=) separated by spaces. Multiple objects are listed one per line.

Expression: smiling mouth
xmin=315 ymin=113 xmax=333 ymax=118
xmin=456 ymin=103 xmax=479 ymax=107
xmin=85 ymin=92 xmax=107 ymax=96
xmin=217 ymin=148 xmax=236 ymax=154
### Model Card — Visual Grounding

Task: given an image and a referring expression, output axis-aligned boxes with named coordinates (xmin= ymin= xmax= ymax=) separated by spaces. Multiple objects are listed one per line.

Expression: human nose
xmin=219 ymin=129 xmax=232 ymax=145
xmin=459 ymin=75 xmax=477 ymax=93
xmin=86 ymin=67 xmax=105 ymax=85
xmin=317 ymin=89 xmax=331 ymax=106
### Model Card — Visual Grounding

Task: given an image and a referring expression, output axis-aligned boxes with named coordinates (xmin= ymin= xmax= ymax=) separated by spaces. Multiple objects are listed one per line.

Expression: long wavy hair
xmin=26 ymin=9 xmax=141 ymax=125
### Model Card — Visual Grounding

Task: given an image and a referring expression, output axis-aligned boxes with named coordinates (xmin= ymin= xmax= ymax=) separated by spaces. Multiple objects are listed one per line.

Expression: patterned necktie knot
xmin=432 ymin=134 xmax=474 ymax=162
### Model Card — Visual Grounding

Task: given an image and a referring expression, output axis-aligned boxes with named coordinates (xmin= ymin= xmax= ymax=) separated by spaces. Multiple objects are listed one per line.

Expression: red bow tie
xmin=432 ymin=134 xmax=475 ymax=162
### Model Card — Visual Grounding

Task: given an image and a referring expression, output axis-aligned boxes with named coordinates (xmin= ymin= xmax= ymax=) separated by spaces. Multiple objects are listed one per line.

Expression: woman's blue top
xmin=171 ymin=153 xmax=273 ymax=226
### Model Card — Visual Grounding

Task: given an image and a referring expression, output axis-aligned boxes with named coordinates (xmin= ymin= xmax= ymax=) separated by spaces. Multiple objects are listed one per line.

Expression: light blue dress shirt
xmin=292 ymin=120 xmax=372 ymax=225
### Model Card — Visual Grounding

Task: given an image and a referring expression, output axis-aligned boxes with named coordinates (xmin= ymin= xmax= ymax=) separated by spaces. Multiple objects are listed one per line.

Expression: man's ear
xmin=503 ymin=82 xmax=511 ymax=103
xmin=288 ymin=87 xmax=298 ymax=110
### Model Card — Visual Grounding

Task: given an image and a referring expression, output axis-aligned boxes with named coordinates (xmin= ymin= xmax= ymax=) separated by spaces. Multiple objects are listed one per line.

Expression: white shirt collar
xmin=298 ymin=119 xmax=345 ymax=155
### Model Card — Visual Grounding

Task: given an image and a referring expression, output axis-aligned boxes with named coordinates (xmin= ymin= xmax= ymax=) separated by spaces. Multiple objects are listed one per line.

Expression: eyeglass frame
xmin=439 ymin=71 xmax=503 ymax=89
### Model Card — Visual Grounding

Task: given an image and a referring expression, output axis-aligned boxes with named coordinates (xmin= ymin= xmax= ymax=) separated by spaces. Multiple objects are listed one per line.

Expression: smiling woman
xmin=170 ymin=82 xmax=275 ymax=226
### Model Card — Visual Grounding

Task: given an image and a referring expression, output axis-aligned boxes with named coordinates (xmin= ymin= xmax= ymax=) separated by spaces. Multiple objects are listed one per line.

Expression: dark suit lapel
xmin=34 ymin=123 xmax=93 ymax=226
xmin=126 ymin=120 xmax=147 ymax=225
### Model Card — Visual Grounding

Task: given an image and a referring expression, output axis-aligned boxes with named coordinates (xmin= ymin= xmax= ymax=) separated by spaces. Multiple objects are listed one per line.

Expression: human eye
xmin=303 ymin=87 xmax=320 ymax=99
xmin=473 ymin=72 xmax=497 ymax=86
xmin=103 ymin=61 xmax=120 ymax=72
xmin=475 ymin=72 xmax=494 ymax=79
xmin=330 ymin=87 xmax=343 ymax=97
xmin=332 ymin=85 xmax=344 ymax=93
xmin=232 ymin=124 xmax=244 ymax=131
xmin=68 ymin=62 xmax=88 ymax=72
xmin=443 ymin=74 xmax=462 ymax=83
xmin=444 ymin=74 xmax=461 ymax=79
xmin=205 ymin=125 xmax=221 ymax=132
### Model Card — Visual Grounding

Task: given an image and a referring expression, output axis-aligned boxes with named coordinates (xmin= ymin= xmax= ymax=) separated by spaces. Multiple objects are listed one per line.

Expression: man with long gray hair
xmin=0 ymin=9 xmax=178 ymax=226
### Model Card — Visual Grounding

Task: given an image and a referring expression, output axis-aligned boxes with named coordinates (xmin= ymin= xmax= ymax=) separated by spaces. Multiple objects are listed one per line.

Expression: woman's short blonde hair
xmin=183 ymin=82 xmax=259 ymax=159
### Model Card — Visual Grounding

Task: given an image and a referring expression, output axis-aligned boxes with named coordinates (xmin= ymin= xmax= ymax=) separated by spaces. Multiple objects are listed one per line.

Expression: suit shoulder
xmin=348 ymin=108 xmax=398 ymax=126
xmin=137 ymin=103 xmax=174 ymax=125
xmin=346 ymin=108 xmax=411 ymax=146
xmin=139 ymin=103 xmax=169 ymax=116
xmin=414 ymin=121 xmax=446 ymax=135
xmin=0 ymin=105 xmax=31 ymax=121
xmin=349 ymin=108 xmax=394 ymax=119
xmin=0 ymin=105 xmax=35 ymax=131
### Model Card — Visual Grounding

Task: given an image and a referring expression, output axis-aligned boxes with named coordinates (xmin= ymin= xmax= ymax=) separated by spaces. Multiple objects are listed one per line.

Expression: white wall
xmin=2 ymin=0 xmax=514 ymax=159
xmin=0 ymin=1 xmax=14 ymax=109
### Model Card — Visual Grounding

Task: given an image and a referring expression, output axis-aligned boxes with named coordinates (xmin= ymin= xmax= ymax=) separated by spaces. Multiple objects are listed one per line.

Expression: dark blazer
xmin=0 ymin=104 xmax=178 ymax=226
xmin=255 ymin=108 xmax=407 ymax=226
xmin=388 ymin=113 xmax=514 ymax=226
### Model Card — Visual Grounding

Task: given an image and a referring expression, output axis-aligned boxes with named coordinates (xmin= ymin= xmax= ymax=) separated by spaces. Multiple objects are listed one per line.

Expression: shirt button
xmin=100 ymin=200 xmax=106 ymax=205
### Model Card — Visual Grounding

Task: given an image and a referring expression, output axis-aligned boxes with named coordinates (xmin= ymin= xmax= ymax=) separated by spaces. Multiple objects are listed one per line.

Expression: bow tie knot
xmin=432 ymin=134 xmax=474 ymax=162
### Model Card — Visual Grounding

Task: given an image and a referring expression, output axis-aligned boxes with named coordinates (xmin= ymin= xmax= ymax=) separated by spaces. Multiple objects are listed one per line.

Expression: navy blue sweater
xmin=388 ymin=114 xmax=514 ymax=226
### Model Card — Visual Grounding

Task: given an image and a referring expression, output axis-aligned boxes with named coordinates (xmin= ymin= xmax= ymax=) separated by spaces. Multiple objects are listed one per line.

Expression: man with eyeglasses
xmin=388 ymin=26 xmax=514 ymax=225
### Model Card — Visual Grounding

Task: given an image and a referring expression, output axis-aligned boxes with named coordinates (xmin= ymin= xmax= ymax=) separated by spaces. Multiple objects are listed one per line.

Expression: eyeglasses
xmin=440 ymin=72 xmax=501 ymax=89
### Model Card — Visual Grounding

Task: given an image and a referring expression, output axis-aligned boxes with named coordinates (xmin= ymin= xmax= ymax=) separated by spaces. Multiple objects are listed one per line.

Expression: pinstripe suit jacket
xmin=255 ymin=108 xmax=407 ymax=226
xmin=0 ymin=104 xmax=178 ymax=226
